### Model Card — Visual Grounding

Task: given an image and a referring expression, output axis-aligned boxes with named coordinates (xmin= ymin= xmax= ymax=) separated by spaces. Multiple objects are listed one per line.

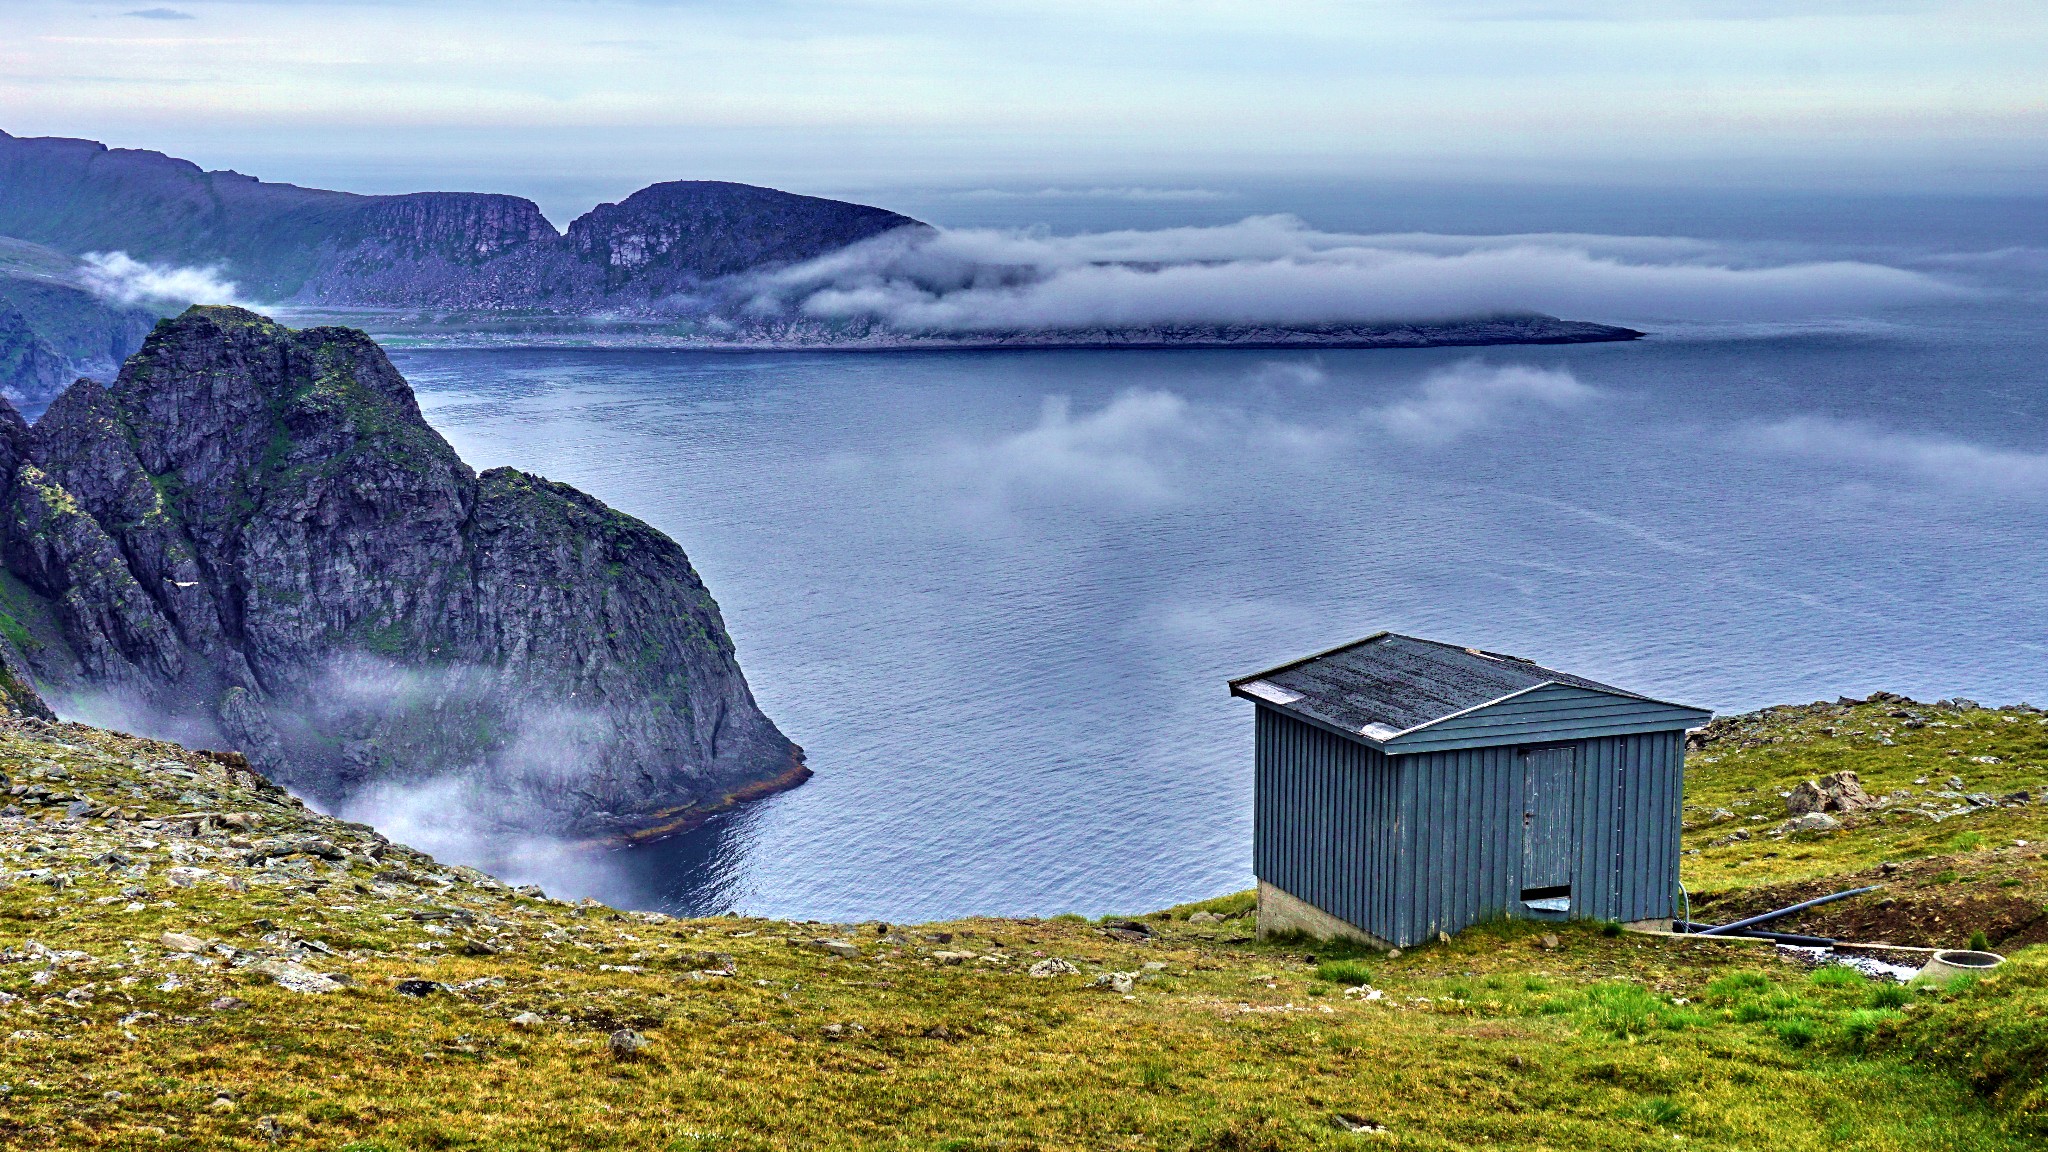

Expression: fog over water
xmin=342 ymin=188 xmax=2048 ymax=922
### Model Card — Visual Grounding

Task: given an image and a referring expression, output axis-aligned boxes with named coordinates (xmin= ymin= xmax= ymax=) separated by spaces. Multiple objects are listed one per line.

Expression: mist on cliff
xmin=743 ymin=217 xmax=1968 ymax=332
xmin=305 ymin=655 xmax=625 ymax=898
xmin=45 ymin=656 xmax=629 ymax=902
xmin=78 ymin=251 xmax=241 ymax=309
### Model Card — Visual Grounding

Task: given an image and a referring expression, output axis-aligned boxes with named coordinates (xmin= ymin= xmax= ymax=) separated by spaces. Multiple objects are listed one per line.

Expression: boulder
xmin=1027 ymin=957 xmax=1080 ymax=978
xmin=1784 ymin=812 xmax=1842 ymax=834
xmin=608 ymin=1029 xmax=649 ymax=1060
xmin=159 ymin=931 xmax=206 ymax=954
xmin=253 ymin=960 xmax=341 ymax=994
xmin=1785 ymin=771 xmax=1874 ymax=816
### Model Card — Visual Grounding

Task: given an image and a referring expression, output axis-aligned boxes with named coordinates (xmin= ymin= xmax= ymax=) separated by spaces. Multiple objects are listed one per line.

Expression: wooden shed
xmin=1229 ymin=632 xmax=1711 ymax=948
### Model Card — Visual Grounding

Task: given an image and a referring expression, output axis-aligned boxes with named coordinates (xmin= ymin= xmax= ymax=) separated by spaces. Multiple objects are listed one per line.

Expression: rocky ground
xmin=0 ymin=703 xmax=2045 ymax=1149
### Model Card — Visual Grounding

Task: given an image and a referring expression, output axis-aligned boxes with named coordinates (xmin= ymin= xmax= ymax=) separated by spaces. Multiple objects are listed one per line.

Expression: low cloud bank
xmin=910 ymin=360 xmax=1591 ymax=513
xmin=745 ymin=217 xmax=1966 ymax=333
xmin=1368 ymin=361 xmax=1591 ymax=445
xmin=79 ymin=251 xmax=240 ymax=308
xmin=1750 ymin=416 xmax=2048 ymax=496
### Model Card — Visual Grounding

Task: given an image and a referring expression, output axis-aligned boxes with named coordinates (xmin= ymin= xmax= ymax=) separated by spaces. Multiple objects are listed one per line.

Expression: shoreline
xmin=594 ymin=745 xmax=815 ymax=848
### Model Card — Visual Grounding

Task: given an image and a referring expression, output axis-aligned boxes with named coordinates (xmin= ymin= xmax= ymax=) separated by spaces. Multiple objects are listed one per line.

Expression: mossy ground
xmin=0 ymin=701 xmax=2044 ymax=1150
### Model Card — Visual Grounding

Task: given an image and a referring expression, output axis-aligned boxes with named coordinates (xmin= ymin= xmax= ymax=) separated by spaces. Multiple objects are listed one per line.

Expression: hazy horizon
xmin=3 ymin=1 xmax=2044 ymax=229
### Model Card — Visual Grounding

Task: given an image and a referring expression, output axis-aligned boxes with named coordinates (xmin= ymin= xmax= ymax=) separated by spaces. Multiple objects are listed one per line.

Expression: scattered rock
xmin=509 ymin=1012 xmax=545 ymax=1029
xmin=160 ymin=931 xmax=207 ymax=954
xmin=1539 ymin=934 xmax=1560 ymax=950
xmin=1784 ymin=812 xmax=1843 ymax=834
xmin=608 ymin=1028 xmax=649 ymax=1060
xmin=1092 ymin=972 xmax=1138 ymax=994
xmin=394 ymin=979 xmax=444 ymax=998
xmin=810 ymin=939 xmax=860 ymax=959
xmin=1027 ymin=957 xmax=1080 ymax=978
xmin=931 ymin=950 xmax=975 ymax=965
xmin=1186 ymin=911 xmax=1225 ymax=924
xmin=253 ymin=961 xmax=342 ymax=994
xmin=1786 ymin=771 xmax=1874 ymax=816
xmin=209 ymin=997 xmax=248 ymax=1012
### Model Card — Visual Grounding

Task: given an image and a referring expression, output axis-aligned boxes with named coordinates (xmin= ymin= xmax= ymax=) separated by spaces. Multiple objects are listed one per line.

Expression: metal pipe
xmin=1691 ymin=885 xmax=1882 ymax=936
xmin=1674 ymin=921 xmax=1835 ymax=947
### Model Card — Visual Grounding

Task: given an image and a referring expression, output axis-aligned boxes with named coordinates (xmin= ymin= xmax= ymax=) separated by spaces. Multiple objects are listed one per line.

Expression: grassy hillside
xmin=0 ymin=699 xmax=2045 ymax=1150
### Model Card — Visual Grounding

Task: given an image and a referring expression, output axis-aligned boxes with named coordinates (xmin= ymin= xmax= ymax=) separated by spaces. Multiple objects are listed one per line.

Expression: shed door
xmin=1521 ymin=745 xmax=1578 ymax=899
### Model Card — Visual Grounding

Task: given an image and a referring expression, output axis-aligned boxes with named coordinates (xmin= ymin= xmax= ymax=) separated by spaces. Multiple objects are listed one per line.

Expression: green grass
xmin=1313 ymin=959 xmax=1374 ymax=986
xmin=2 ymin=699 xmax=2048 ymax=1148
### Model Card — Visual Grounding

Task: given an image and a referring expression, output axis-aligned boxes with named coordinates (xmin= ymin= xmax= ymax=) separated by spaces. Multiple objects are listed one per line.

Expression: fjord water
xmin=380 ymin=190 xmax=2048 ymax=921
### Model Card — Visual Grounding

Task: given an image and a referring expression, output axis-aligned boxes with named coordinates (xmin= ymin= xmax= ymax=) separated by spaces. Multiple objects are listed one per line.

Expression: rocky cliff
xmin=0 ymin=130 xmax=924 ymax=307
xmin=0 ymin=305 xmax=802 ymax=838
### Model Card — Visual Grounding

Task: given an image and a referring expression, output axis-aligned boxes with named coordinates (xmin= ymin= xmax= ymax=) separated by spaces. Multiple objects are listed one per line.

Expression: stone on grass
xmin=509 ymin=1012 xmax=545 ymax=1029
xmin=1784 ymin=812 xmax=1842 ymax=834
xmin=394 ymin=979 xmax=444 ymax=998
xmin=253 ymin=961 xmax=341 ymax=994
xmin=1786 ymin=771 xmax=1875 ymax=816
xmin=160 ymin=932 xmax=207 ymax=954
xmin=1187 ymin=911 xmax=1225 ymax=924
xmin=1093 ymin=972 xmax=1138 ymax=994
xmin=810 ymin=938 xmax=860 ymax=959
xmin=609 ymin=1028 xmax=649 ymax=1060
xmin=1027 ymin=957 xmax=1080 ymax=978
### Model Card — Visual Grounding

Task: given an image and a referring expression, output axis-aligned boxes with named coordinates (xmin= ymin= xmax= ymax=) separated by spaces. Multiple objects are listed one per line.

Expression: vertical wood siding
xmin=1255 ymin=708 xmax=1685 ymax=946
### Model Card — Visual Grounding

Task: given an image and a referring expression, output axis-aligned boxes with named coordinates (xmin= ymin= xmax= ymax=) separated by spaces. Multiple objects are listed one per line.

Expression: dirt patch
xmin=1690 ymin=851 xmax=2048 ymax=949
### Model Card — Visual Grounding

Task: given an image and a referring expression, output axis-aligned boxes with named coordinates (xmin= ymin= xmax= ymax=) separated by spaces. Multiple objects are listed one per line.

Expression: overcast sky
xmin=3 ymin=1 xmax=2042 ymax=219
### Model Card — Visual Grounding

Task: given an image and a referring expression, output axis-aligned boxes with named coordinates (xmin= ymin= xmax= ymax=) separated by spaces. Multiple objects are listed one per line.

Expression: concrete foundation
xmin=1256 ymin=880 xmax=1394 ymax=949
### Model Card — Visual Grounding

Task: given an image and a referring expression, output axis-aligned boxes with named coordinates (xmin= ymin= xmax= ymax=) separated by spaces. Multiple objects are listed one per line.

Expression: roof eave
xmin=1225 ymin=630 xmax=1391 ymax=691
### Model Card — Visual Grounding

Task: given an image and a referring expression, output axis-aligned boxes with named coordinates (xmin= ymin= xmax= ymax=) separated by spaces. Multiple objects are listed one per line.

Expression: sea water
xmin=373 ymin=188 xmax=2047 ymax=921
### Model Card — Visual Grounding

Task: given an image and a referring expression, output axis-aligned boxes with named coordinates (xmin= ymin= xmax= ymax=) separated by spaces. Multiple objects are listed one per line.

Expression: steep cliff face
xmin=0 ymin=308 xmax=67 ymax=404
xmin=0 ymin=306 xmax=801 ymax=836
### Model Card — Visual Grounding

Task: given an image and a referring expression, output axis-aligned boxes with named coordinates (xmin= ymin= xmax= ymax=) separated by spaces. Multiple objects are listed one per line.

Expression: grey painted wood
xmin=1521 ymin=746 xmax=1576 ymax=891
xmin=1253 ymin=703 xmax=1690 ymax=947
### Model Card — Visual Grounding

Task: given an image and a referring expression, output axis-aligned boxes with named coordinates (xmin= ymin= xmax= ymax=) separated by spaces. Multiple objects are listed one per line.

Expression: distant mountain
xmin=0 ymin=130 xmax=1644 ymax=352
xmin=0 ymin=130 xmax=925 ymax=307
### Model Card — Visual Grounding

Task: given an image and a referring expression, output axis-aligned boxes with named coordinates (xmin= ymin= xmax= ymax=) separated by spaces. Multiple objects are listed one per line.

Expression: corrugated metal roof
xmin=1229 ymin=632 xmax=1705 ymax=745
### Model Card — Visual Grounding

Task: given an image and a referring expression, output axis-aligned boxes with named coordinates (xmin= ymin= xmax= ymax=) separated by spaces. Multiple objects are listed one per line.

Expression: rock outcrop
xmin=0 ymin=305 xmax=802 ymax=837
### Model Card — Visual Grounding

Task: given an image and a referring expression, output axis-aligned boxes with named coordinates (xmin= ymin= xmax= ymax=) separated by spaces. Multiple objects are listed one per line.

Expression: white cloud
xmin=920 ymin=390 xmax=1211 ymax=511
xmin=952 ymin=186 xmax=1233 ymax=202
xmin=748 ymin=218 xmax=1967 ymax=333
xmin=905 ymin=359 xmax=1591 ymax=515
xmin=1368 ymin=361 xmax=1594 ymax=444
xmin=1749 ymin=416 xmax=2048 ymax=496
xmin=78 ymin=251 xmax=240 ymax=307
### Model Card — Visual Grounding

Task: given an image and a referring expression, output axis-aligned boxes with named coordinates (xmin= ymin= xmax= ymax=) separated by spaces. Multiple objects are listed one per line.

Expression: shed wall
xmin=1254 ymin=707 xmax=1685 ymax=947
xmin=1253 ymin=705 xmax=1402 ymax=943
